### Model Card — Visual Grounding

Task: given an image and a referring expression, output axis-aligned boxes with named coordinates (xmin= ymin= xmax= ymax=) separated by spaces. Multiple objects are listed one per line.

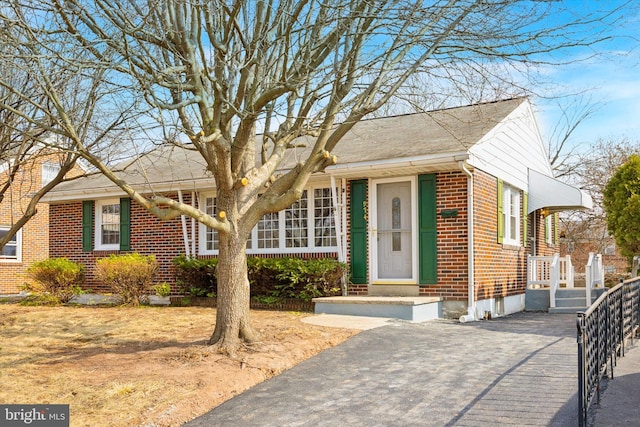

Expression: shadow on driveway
xmin=186 ymin=312 xmax=580 ymax=427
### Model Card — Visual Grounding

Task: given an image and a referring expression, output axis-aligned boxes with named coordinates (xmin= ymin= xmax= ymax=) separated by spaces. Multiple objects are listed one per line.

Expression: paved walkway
xmin=186 ymin=312 xmax=595 ymax=426
xmin=592 ymin=339 xmax=640 ymax=426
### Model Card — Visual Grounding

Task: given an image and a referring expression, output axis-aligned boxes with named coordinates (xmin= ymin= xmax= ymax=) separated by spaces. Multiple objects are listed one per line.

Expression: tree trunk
xmin=207 ymin=229 xmax=260 ymax=354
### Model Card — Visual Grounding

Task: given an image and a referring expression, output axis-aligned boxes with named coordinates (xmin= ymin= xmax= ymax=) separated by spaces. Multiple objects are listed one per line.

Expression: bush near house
xmin=25 ymin=258 xmax=85 ymax=304
xmin=173 ymin=255 xmax=345 ymax=302
xmin=95 ymin=253 xmax=158 ymax=306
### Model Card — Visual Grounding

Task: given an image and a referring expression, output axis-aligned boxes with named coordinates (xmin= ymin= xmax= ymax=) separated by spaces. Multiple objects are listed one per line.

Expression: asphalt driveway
xmin=185 ymin=312 xmax=581 ymax=426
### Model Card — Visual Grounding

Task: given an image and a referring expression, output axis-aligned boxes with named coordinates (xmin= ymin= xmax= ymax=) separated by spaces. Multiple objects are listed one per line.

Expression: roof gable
xmin=468 ymin=100 xmax=552 ymax=190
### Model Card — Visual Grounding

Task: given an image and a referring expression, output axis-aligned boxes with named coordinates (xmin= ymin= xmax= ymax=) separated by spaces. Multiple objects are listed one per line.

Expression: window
xmin=204 ymin=196 xmax=219 ymax=251
xmin=313 ymin=188 xmax=337 ymax=247
xmin=285 ymin=190 xmax=308 ymax=248
xmin=42 ymin=162 xmax=61 ymax=187
xmin=500 ymin=183 xmax=521 ymax=246
xmin=199 ymin=186 xmax=338 ymax=255
xmin=257 ymin=212 xmax=280 ymax=249
xmin=0 ymin=226 xmax=21 ymax=261
xmin=95 ymin=199 xmax=121 ymax=250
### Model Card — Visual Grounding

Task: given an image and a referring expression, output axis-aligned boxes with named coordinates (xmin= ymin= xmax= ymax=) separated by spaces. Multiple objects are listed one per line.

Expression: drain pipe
xmin=458 ymin=161 xmax=477 ymax=323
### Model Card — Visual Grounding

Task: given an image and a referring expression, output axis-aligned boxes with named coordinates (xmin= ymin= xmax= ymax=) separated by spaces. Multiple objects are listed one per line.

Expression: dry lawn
xmin=0 ymin=304 xmax=358 ymax=426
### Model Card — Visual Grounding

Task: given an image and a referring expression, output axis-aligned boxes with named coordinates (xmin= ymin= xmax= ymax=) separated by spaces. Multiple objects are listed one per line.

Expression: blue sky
xmin=533 ymin=1 xmax=640 ymax=153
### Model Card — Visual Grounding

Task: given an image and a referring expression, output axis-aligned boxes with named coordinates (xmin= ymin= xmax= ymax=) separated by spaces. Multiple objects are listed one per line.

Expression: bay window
xmin=200 ymin=186 xmax=337 ymax=255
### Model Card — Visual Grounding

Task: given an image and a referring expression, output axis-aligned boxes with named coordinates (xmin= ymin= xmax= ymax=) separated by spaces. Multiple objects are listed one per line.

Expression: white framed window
xmin=199 ymin=186 xmax=338 ymax=255
xmin=95 ymin=199 xmax=121 ymax=250
xmin=42 ymin=162 xmax=61 ymax=187
xmin=203 ymin=196 xmax=219 ymax=251
xmin=0 ymin=226 xmax=21 ymax=262
xmin=313 ymin=187 xmax=337 ymax=247
xmin=502 ymin=184 xmax=521 ymax=246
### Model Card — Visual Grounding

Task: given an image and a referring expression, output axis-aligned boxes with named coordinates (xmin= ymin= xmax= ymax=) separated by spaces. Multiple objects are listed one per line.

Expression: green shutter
xmin=119 ymin=198 xmax=131 ymax=251
xmin=418 ymin=174 xmax=437 ymax=284
xmin=497 ymin=178 xmax=504 ymax=244
xmin=554 ymin=213 xmax=559 ymax=245
xmin=544 ymin=213 xmax=549 ymax=243
xmin=82 ymin=200 xmax=94 ymax=252
xmin=522 ymin=192 xmax=528 ymax=247
xmin=349 ymin=180 xmax=368 ymax=284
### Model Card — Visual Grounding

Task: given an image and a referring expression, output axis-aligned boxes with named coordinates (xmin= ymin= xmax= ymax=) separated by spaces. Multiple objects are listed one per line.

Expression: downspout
xmin=191 ymin=192 xmax=196 ymax=256
xmin=458 ymin=161 xmax=477 ymax=323
xmin=178 ymin=190 xmax=190 ymax=257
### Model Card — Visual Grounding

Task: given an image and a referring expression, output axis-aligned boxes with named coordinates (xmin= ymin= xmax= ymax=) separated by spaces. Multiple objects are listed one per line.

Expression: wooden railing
xmin=527 ymin=254 xmax=574 ymax=308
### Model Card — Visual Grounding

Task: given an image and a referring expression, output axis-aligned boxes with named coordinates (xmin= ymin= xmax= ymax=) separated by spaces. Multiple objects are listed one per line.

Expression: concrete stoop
xmin=312 ymin=296 xmax=442 ymax=322
xmin=548 ymin=288 xmax=606 ymax=314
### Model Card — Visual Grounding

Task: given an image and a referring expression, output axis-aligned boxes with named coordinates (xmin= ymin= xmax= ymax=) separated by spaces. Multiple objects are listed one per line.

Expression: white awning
xmin=527 ymin=169 xmax=593 ymax=214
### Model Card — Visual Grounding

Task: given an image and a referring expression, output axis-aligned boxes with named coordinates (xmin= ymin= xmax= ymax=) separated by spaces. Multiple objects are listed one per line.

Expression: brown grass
xmin=0 ymin=304 xmax=358 ymax=426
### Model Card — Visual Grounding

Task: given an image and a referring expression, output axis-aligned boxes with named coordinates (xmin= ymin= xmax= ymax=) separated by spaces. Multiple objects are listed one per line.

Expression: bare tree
xmin=546 ymin=95 xmax=602 ymax=179
xmin=559 ymin=137 xmax=640 ymax=262
xmin=1 ymin=0 xmax=632 ymax=351
xmin=0 ymin=8 xmax=150 ymax=251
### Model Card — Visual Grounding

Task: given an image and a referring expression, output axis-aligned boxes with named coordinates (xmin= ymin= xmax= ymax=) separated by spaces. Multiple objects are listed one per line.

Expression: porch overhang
xmin=325 ymin=152 xmax=470 ymax=179
xmin=527 ymin=169 xmax=592 ymax=214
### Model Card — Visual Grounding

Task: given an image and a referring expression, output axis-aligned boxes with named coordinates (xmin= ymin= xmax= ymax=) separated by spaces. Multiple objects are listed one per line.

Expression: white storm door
xmin=371 ymin=178 xmax=417 ymax=283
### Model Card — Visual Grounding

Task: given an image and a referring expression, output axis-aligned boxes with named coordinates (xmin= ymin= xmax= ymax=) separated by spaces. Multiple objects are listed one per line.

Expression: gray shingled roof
xmin=47 ymin=97 xmax=525 ymax=200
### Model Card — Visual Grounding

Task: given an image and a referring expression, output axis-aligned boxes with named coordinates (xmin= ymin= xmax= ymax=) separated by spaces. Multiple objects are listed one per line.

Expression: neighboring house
xmin=44 ymin=97 xmax=591 ymax=318
xmin=0 ymin=155 xmax=62 ymax=294
xmin=559 ymin=219 xmax=628 ymax=280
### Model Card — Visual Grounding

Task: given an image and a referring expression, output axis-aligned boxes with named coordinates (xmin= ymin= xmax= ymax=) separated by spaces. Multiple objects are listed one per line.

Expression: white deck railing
xmin=585 ymin=252 xmax=604 ymax=306
xmin=527 ymin=254 xmax=575 ymax=308
xmin=527 ymin=254 xmax=574 ymax=289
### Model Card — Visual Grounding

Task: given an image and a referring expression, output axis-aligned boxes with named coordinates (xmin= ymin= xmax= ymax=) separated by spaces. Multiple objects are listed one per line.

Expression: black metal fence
xmin=577 ymin=278 xmax=640 ymax=427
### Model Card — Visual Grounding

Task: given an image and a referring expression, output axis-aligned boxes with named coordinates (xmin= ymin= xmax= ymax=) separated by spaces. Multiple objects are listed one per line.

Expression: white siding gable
xmin=467 ymin=100 xmax=552 ymax=190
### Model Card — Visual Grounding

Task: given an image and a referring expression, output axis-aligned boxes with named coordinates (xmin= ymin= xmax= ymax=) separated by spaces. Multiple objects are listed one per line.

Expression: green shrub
xmin=174 ymin=255 xmax=345 ymax=302
xmin=26 ymin=258 xmax=85 ymax=304
xmin=95 ymin=253 xmax=158 ymax=305
xmin=271 ymin=257 xmax=345 ymax=301
xmin=172 ymin=255 xmax=217 ymax=297
xmin=152 ymin=282 xmax=171 ymax=297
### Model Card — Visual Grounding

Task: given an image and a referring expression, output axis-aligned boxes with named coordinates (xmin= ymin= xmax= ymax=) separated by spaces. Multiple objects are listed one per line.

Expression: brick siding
xmin=344 ymin=169 xmax=548 ymax=304
xmin=1 ymin=157 xmax=50 ymax=294
xmin=50 ymin=193 xmax=339 ymax=294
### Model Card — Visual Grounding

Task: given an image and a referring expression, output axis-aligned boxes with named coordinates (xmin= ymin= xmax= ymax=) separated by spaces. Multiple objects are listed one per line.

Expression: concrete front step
xmin=556 ymin=289 xmax=591 ymax=298
xmin=312 ymin=296 xmax=442 ymax=322
xmin=555 ymin=297 xmax=591 ymax=308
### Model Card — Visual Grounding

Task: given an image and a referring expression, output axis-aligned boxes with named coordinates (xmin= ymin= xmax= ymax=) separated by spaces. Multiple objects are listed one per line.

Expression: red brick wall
xmin=1 ymin=158 xmax=49 ymax=294
xmin=472 ymin=170 xmax=528 ymax=301
xmin=50 ymin=195 xmax=188 ymax=293
xmin=48 ymin=170 xmax=547 ymax=301
xmin=49 ymin=193 xmax=339 ymax=294
xmin=419 ymin=171 xmax=469 ymax=301
xmin=343 ymin=170 xmax=541 ymax=303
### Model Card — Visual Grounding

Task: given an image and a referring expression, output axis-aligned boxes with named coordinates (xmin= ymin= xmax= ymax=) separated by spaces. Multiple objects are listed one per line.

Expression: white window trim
xmin=0 ymin=226 xmax=22 ymax=263
xmin=95 ymin=199 xmax=120 ymax=251
xmin=198 ymin=185 xmax=339 ymax=256
xmin=502 ymin=184 xmax=521 ymax=246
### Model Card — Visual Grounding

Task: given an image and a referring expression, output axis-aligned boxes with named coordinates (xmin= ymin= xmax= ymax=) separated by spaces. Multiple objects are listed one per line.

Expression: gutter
xmin=458 ymin=161 xmax=477 ymax=323
xmin=325 ymin=152 xmax=470 ymax=175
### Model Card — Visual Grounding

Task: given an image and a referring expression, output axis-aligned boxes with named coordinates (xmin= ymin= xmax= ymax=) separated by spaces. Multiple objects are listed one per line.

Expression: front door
xmin=372 ymin=178 xmax=416 ymax=283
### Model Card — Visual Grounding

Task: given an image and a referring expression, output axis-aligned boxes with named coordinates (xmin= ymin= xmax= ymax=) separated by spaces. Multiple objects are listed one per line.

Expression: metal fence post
xmin=577 ymin=313 xmax=586 ymax=427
